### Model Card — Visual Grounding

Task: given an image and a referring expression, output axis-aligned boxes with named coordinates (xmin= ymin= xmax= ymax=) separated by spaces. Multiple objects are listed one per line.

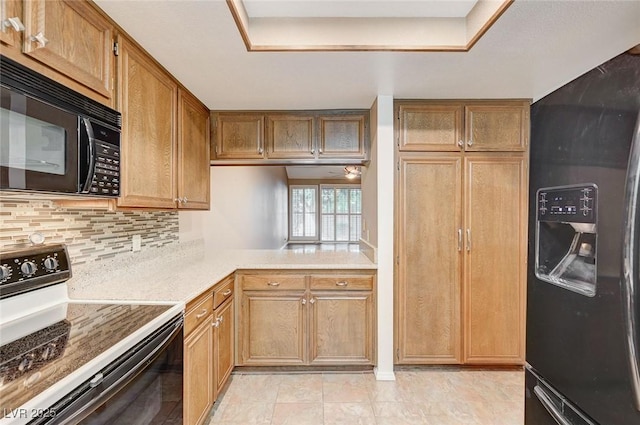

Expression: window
xmin=289 ymin=185 xmax=361 ymax=242
xmin=290 ymin=185 xmax=317 ymax=240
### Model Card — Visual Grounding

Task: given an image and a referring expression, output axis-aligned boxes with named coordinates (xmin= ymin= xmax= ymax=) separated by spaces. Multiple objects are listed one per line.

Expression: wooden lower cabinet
xmin=309 ymin=291 xmax=374 ymax=364
xmin=213 ymin=297 xmax=235 ymax=398
xmin=184 ymin=315 xmax=214 ymax=425
xmin=463 ymin=155 xmax=527 ymax=363
xmin=240 ymin=291 xmax=307 ymax=365
xmin=395 ymin=152 xmax=527 ymax=365
xmin=237 ymin=271 xmax=376 ymax=366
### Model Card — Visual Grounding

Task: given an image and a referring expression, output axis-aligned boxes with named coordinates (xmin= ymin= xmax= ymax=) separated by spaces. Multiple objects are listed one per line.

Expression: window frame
xmin=288 ymin=183 xmax=361 ymax=243
xmin=319 ymin=184 xmax=362 ymax=243
xmin=288 ymin=185 xmax=319 ymax=241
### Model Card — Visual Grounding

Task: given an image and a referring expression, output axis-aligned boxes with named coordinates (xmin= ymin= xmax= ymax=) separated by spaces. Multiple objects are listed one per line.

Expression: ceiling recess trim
xmin=227 ymin=0 xmax=513 ymax=52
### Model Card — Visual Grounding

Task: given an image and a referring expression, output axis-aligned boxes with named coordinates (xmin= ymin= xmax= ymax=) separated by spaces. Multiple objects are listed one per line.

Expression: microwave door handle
xmin=80 ymin=118 xmax=95 ymax=193
xmin=623 ymin=111 xmax=640 ymax=412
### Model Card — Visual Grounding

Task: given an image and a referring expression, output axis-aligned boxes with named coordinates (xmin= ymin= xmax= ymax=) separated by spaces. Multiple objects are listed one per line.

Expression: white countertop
xmin=67 ymin=241 xmax=376 ymax=304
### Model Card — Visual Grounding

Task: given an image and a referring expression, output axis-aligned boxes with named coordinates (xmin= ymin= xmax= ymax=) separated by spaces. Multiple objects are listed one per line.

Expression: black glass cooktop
xmin=0 ymin=302 xmax=172 ymax=413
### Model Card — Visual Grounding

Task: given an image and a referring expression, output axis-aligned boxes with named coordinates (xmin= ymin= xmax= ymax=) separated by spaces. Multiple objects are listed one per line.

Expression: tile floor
xmin=207 ymin=369 xmax=524 ymax=425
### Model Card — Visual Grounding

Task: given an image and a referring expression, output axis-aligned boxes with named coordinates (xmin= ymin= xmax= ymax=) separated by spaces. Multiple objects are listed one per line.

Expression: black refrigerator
xmin=526 ymin=49 xmax=640 ymax=425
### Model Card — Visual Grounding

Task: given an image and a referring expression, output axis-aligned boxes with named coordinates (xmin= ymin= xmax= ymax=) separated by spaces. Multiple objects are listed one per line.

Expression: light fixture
xmin=344 ymin=165 xmax=361 ymax=179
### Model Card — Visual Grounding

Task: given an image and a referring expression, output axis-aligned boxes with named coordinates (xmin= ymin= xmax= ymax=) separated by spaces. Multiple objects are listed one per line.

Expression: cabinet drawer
xmin=213 ymin=276 xmax=234 ymax=309
xmin=310 ymin=275 xmax=374 ymax=290
xmin=185 ymin=293 xmax=214 ymax=336
xmin=240 ymin=274 xmax=306 ymax=291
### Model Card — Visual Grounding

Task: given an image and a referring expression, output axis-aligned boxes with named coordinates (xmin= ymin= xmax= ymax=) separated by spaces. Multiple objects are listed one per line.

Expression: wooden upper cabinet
xmin=398 ymin=103 xmax=463 ymax=152
xmin=463 ymin=154 xmax=526 ymax=364
xmin=464 ymin=103 xmax=529 ymax=151
xmin=22 ymin=0 xmax=113 ymax=99
xmin=266 ymin=114 xmax=314 ymax=159
xmin=318 ymin=113 xmax=366 ymax=157
xmin=0 ymin=0 xmax=22 ymax=47
xmin=214 ymin=114 xmax=264 ymax=159
xmin=117 ymin=36 xmax=177 ymax=209
xmin=178 ymin=89 xmax=210 ymax=210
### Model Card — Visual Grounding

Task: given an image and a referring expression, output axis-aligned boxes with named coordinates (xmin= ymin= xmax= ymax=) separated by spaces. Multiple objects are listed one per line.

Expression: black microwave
xmin=0 ymin=55 xmax=121 ymax=197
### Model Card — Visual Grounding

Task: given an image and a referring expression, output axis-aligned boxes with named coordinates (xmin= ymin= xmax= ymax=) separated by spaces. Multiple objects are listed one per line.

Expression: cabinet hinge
xmin=397 ymin=160 xmax=400 ymax=171
xmin=396 ymin=348 xmax=400 ymax=360
xmin=396 ymin=255 xmax=399 ymax=265
xmin=113 ymin=41 xmax=119 ymax=56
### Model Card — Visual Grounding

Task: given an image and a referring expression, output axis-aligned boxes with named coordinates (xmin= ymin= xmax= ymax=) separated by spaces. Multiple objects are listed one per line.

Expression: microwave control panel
xmin=89 ymin=140 xmax=120 ymax=197
xmin=537 ymin=185 xmax=597 ymax=224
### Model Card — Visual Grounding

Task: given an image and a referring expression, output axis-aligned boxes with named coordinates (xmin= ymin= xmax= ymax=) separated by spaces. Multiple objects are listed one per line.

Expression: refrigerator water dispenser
xmin=535 ymin=184 xmax=598 ymax=297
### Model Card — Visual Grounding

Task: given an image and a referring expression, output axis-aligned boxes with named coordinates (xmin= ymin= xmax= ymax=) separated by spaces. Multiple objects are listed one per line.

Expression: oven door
xmin=0 ymin=86 xmax=80 ymax=193
xmin=30 ymin=315 xmax=184 ymax=425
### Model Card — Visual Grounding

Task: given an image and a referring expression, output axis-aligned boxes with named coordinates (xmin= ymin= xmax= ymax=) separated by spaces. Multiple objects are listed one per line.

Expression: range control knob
xmin=20 ymin=261 xmax=37 ymax=276
xmin=0 ymin=265 xmax=11 ymax=281
xmin=43 ymin=257 xmax=59 ymax=271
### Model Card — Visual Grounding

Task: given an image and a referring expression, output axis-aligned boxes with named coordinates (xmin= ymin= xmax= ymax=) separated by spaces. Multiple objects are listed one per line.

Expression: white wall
xmin=373 ymin=95 xmax=395 ymax=381
xmin=179 ymin=166 xmax=288 ymax=249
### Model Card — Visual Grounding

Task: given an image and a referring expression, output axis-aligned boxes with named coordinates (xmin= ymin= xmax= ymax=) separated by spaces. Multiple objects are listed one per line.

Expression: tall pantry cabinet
xmin=395 ymin=100 xmax=529 ymax=365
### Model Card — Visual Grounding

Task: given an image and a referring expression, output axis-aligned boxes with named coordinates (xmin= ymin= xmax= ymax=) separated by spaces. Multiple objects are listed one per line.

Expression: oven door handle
xmin=533 ymin=385 xmax=572 ymax=425
xmin=622 ymin=111 xmax=640 ymax=412
xmin=38 ymin=315 xmax=184 ymax=425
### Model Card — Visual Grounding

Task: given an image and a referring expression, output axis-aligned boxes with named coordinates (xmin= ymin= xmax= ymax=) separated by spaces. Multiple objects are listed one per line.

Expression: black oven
xmin=31 ymin=315 xmax=184 ymax=425
xmin=0 ymin=55 xmax=121 ymax=198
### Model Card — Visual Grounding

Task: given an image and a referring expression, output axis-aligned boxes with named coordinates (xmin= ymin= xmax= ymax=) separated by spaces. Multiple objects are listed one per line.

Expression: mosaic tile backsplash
xmin=0 ymin=200 xmax=179 ymax=265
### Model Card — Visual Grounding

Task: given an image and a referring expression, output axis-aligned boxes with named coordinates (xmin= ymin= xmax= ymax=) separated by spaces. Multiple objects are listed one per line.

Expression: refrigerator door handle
xmin=622 ymin=111 xmax=640 ymax=412
xmin=533 ymin=385 xmax=572 ymax=425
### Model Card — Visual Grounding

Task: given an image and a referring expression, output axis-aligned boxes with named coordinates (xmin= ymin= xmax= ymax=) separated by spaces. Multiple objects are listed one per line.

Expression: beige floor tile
xmin=212 ymin=402 xmax=273 ymax=424
xmin=277 ymin=374 xmax=324 ymax=403
xmin=322 ymin=374 xmax=370 ymax=403
xmin=271 ymin=402 xmax=324 ymax=425
xmin=372 ymin=401 xmax=429 ymax=424
xmin=323 ymin=402 xmax=377 ymax=425
xmin=209 ymin=370 xmax=524 ymax=425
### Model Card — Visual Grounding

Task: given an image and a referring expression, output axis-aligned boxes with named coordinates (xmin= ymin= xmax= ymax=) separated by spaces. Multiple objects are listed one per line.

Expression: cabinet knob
xmin=457 ymin=140 xmax=464 ymax=148
xmin=309 ymin=297 xmax=316 ymax=304
xmin=258 ymin=147 xmax=264 ymax=154
xmin=301 ymin=298 xmax=306 ymax=305
xmin=30 ymin=32 xmax=49 ymax=48
xmin=212 ymin=318 xmax=220 ymax=328
xmin=195 ymin=308 xmax=208 ymax=319
xmin=267 ymin=282 xmax=280 ymax=287
xmin=3 ymin=17 xmax=25 ymax=32
xmin=318 ymin=148 xmax=323 ymax=154
xmin=311 ymin=149 xmax=315 ymax=154
xmin=336 ymin=281 xmax=348 ymax=287
xmin=467 ymin=139 xmax=474 ymax=147
xmin=222 ymin=289 xmax=232 ymax=296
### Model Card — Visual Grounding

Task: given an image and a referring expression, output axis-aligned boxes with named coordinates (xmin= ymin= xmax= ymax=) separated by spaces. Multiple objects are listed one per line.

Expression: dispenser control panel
xmin=537 ymin=184 xmax=597 ymax=223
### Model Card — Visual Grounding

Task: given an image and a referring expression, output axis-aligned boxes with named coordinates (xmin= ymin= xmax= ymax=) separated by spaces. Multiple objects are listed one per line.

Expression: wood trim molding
xmin=226 ymin=0 xmax=513 ymax=52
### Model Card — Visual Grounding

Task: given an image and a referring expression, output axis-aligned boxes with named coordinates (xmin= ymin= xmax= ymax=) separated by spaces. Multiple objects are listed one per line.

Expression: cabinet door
xmin=396 ymin=154 xmax=463 ymax=364
xmin=22 ymin=0 xmax=112 ymax=99
xmin=463 ymin=155 xmax=527 ymax=364
xmin=397 ymin=102 xmax=463 ymax=152
xmin=318 ymin=114 xmax=366 ymax=158
xmin=178 ymin=89 xmax=210 ymax=210
xmin=309 ymin=291 xmax=374 ymax=365
xmin=213 ymin=298 xmax=234 ymax=399
xmin=239 ymin=291 xmax=306 ymax=365
xmin=464 ymin=103 xmax=529 ymax=151
xmin=215 ymin=114 xmax=264 ymax=159
xmin=0 ymin=0 xmax=21 ymax=47
xmin=184 ymin=316 xmax=214 ymax=425
xmin=117 ymin=36 xmax=177 ymax=209
xmin=266 ymin=114 xmax=314 ymax=159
